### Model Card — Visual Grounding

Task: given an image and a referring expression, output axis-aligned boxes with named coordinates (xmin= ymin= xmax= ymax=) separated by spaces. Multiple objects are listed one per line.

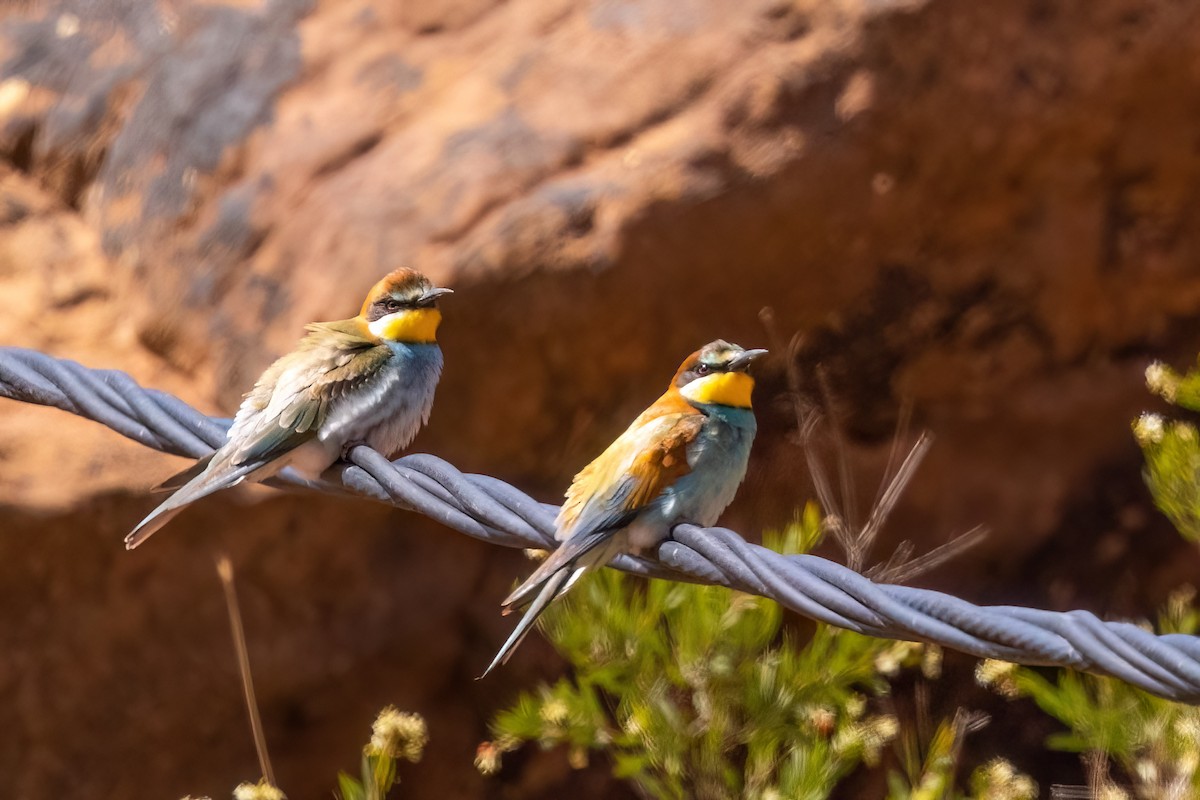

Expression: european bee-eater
xmin=483 ymin=339 xmax=767 ymax=676
xmin=125 ymin=268 xmax=452 ymax=549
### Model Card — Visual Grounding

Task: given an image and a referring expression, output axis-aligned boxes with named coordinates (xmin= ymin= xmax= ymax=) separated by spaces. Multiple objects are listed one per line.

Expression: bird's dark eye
xmin=385 ymin=298 xmax=402 ymax=312
xmin=695 ymin=363 xmax=711 ymax=376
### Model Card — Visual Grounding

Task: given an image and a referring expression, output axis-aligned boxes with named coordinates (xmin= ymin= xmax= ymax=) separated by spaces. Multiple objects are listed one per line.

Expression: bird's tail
xmin=150 ymin=453 xmax=215 ymax=493
xmin=480 ymin=529 xmax=617 ymax=678
xmin=124 ymin=456 xmax=252 ymax=550
xmin=124 ymin=503 xmax=188 ymax=551
xmin=479 ymin=565 xmax=579 ymax=679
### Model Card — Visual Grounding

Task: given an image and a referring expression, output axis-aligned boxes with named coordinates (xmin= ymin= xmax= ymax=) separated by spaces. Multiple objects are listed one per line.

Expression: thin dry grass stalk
xmin=216 ymin=554 xmax=276 ymax=789
xmin=758 ymin=306 xmax=988 ymax=583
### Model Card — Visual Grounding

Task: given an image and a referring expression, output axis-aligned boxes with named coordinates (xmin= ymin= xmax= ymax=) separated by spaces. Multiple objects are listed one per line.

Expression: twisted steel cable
xmin=3 ymin=346 xmax=1200 ymax=702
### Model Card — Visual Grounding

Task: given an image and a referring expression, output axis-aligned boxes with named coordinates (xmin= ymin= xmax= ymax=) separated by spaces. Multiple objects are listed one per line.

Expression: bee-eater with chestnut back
xmin=483 ymin=339 xmax=767 ymax=676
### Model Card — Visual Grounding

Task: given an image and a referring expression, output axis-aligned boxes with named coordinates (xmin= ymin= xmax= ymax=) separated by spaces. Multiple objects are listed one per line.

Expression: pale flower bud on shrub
xmin=974 ymin=758 xmax=1037 ymax=799
xmin=368 ymin=707 xmax=428 ymax=763
xmin=1133 ymin=413 xmax=1165 ymax=445
xmin=975 ymin=659 xmax=1021 ymax=698
xmin=232 ymin=782 xmax=285 ymax=800
xmin=474 ymin=742 xmax=502 ymax=776
xmin=1145 ymin=361 xmax=1181 ymax=401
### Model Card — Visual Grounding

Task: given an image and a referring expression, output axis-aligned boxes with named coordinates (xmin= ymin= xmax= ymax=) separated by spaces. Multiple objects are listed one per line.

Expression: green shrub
xmin=483 ymin=505 xmax=1034 ymax=799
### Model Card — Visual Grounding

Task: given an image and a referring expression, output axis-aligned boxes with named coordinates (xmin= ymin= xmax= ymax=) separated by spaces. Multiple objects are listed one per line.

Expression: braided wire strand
xmin=3 ymin=346 xmax=1199 ymax=702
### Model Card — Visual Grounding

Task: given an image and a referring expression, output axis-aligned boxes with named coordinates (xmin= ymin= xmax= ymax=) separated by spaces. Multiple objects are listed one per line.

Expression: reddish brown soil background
xmin=3 ymin=0 xmax=1200 ymax=797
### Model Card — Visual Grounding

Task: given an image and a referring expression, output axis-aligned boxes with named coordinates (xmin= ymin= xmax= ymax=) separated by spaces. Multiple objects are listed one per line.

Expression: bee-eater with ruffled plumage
xmin=125 ymin=268 xmax=452 ymax=549
xmin=483 ymin=339 xmax=767 ymax=676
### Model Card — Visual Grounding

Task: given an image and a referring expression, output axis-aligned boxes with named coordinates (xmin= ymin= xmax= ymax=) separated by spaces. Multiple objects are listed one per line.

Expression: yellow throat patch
xmin=681 ymin=371 xmax=755 ymax=408
xmin=369 ymin=308 xmax=442 ymax=343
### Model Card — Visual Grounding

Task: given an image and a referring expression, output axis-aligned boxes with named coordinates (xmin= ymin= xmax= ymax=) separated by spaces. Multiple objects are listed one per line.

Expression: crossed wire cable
xmin=3 ymin=346 xmax=1200 ymax=702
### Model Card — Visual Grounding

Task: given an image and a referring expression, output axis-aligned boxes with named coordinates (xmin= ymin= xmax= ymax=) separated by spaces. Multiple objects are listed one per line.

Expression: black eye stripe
xmin=366 ymin=298 xmax=411 ymax=322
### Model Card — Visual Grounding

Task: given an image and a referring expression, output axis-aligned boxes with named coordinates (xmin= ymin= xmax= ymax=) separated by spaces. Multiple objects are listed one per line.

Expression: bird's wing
xmin=125 ymin=322 xmax=393 ymax=550
xmin=227 ymin=320 xmax=393 ymax=466
xmin=500 ymin=403 xmax=702 ymax=610
xmin=557 ymin=403 xmax=703 ymax=542
xmin=486 ymin=404 xmax=704 ymax=672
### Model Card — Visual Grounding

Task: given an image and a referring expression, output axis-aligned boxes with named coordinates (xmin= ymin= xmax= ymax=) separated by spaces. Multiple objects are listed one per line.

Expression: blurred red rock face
xmin=2 ymin=0 xmax=1200 ymax=797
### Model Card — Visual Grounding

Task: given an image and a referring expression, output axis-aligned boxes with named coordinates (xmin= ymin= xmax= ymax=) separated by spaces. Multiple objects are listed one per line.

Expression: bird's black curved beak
xmin=419 ymin=287 xmax=454 ymax=306
xmin=728 ymin=348 xmax=768 ymax=372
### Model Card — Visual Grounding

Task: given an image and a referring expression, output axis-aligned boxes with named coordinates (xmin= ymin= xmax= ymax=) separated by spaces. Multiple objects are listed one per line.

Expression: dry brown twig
xmin=216 ymin=554 xmax=277 ymax=789
xmin=759 ymin=307 xmax=988 ymax=582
